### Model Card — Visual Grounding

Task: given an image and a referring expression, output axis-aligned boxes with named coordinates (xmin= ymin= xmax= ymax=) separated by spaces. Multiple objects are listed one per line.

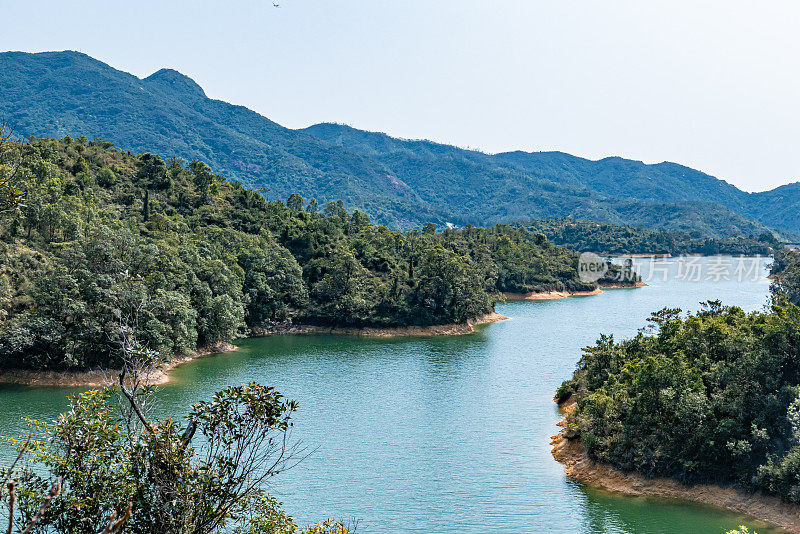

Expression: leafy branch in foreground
xmin=1 ymin=332 xmax=350 ymax=534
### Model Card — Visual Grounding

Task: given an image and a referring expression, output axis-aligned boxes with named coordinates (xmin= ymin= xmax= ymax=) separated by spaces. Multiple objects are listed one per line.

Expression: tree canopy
xmin=771 ymin=248 xmax=800 ymax=305
xmin=558 ymin=301 xmax=800 ymax=504
xmin=0 ymin=137 xmax=632 ymax=371
xmin=518 ymin=218 xmax=777 ymax=256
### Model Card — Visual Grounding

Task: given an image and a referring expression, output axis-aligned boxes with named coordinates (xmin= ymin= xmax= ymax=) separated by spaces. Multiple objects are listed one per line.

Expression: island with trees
xmin=553 ymin=267 xmax=800 ymax=531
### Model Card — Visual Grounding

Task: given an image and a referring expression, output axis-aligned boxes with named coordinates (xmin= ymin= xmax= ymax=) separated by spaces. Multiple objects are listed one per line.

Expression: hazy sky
xmin=3 ymin=1 xmax=799 ymax=192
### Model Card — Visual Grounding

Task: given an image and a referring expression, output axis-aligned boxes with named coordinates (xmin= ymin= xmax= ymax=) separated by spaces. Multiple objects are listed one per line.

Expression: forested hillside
xmin=305 ymin=123 xmax=798 ymax=237
xmin=771 ymin=248 xmax=800 ymax=304
xmin=0 ymin=51 xmax=447 ymax=227
xmin=1 ymin=51 xmax=795 ymax=237
xmin=518 ymin=218 xmax=777 ymax=256
xmin=0 ymin=135 xmax=630 ymax=371
xmin=557 ymin=301 xmax=800 ymax=504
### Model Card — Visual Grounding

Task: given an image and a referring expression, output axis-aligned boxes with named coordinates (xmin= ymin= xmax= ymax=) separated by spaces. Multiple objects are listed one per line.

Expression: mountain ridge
xmin=1 ymin=50 xmax=796 ymax=236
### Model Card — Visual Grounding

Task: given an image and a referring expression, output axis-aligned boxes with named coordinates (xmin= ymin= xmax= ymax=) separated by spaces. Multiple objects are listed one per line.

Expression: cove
xmin=0 ymin=257 xmax=786 ymax=533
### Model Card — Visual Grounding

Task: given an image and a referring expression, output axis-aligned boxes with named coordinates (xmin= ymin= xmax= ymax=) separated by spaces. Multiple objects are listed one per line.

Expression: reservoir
xmin=0 ymin=257 xmax=785 ymax=533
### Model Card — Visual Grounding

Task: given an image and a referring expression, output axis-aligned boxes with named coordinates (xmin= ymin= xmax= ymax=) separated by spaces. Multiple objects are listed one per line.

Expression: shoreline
xmin=503 ymin=281 xmax=647 ymax=301
xmin=0 ymin=341 xmax=239 ymax=388
xmin=551 ymin=398 xmax=800 ymax=534
xmin=587 ymin=253 xmax=773 ymax=258
xmin=0 ymin=313 xmax=509 ymax=387
xmin=250 ymin=311 xmax=508 ymax=338
xmin=602 ymin=281 xmax=649 ymax=290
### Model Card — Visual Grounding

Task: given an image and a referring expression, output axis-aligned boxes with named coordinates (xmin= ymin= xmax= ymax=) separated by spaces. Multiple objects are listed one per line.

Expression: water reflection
xmin=573 ymin=483 xmax=778 ymax=534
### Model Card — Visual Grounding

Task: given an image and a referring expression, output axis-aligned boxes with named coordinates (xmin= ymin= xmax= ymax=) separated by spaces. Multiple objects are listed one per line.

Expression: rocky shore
xmin=250 ymin=311 xmax=509 ymax=338
xmin=0 ymin=341 xmax=238 ymax=387
xmin=504 ymin=281 xmax=647 ymax=301
xmin=551 ymin=398 xmax=800 ymax=534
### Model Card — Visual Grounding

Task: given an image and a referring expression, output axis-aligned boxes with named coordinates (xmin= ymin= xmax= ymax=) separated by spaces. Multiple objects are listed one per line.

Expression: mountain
xmin=491 ymin=151 xmax=746 ymax=205
xmin=305 ymin=122 xmax=798 ymax=236
xmin=741 ymin=182 xmax=800 ymax=237
xmin=0 ymin=50 xmax=445 ymax=226
xmin=1 ymin=50 xmax=797 ymax=236
xmin=304 ymin=123 xmax=785 ymax=237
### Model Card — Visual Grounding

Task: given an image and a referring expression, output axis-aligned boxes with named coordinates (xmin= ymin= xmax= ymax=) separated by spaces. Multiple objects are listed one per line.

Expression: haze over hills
xmin=1 ymin=50 xmax=797 ymax=237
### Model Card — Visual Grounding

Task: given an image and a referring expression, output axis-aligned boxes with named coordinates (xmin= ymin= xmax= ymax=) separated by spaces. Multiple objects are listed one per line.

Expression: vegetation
xmin=770 ymin=248 xmax=800 ymax=304
xmin=1 ymin=51 xmax=794 ymax=236
xmin=0 ymin=332 xmax=349 ymax=534
xmin=0 ymin=127 xmax=24 ymax=214
xmin=0 ymin=136 xmax=629 ymax=371
xmin=557 ymin=300 xmax=800 ymax=504
xmin=518 ymin=218 xmax=778 ymax=256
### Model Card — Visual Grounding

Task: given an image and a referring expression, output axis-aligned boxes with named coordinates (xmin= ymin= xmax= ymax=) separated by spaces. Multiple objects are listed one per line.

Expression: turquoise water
xmin=0 ymin=257 xmax=786 ymax=533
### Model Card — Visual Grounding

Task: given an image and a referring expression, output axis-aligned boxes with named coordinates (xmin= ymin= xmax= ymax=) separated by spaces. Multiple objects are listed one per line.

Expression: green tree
xmin=1 ymin=371 xmax=348 ymax=533
xmin=189 ymin=160 xmax=216 ymax=199
xmin=137 ymin=153 xmax=170 ymax=190
xmin=0 ymin=126 xmax=24 ymax=215
xmin=559 ymin=300 xmax=800 ymax=503
xmin=0 ymin=136 xmax=613 ymax=372
xmin=772 ymin=248 xmax=800 ymax=304
xmin=286 ymin=193 xmax=304 ymax=211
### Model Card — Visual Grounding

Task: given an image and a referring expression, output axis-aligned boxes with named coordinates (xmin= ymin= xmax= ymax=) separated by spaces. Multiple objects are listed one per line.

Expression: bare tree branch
xmin=6 ymin=481 xmax=15 ymax=534
xmin=99 ymin=502 xmax=132 ymax=534
xmin=1 ymin=438 xmax=29 ymax=492
xmin=119 ymin=368 xmax=154 ymax=435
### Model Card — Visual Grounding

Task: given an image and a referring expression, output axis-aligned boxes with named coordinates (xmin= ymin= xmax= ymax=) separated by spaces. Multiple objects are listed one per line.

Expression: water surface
xmin=0 ymin=257 xmax=785 ymax=533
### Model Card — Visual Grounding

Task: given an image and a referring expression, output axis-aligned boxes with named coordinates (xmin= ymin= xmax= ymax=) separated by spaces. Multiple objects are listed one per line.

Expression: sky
xmin=3 ymin=0 xmax=800 ymax=192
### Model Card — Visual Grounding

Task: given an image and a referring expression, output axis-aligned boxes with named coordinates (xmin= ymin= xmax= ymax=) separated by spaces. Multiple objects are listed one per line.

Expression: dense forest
xmin=2 ymin=50 xmax=796 ymax=237
xmin=0 ymin=136 xmax=635 ymax=371
xmin=557 ymin=300 xmax=800 ymax=504
xmin=519 ymin=218 xmax=778 ymax=256
xmin=771 ymin=248 xmax=800 ymax=304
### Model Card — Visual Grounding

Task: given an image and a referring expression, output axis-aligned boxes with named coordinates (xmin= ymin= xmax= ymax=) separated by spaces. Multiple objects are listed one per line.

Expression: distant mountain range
xmin=1 ymin=50 xmax=797 ymax=237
